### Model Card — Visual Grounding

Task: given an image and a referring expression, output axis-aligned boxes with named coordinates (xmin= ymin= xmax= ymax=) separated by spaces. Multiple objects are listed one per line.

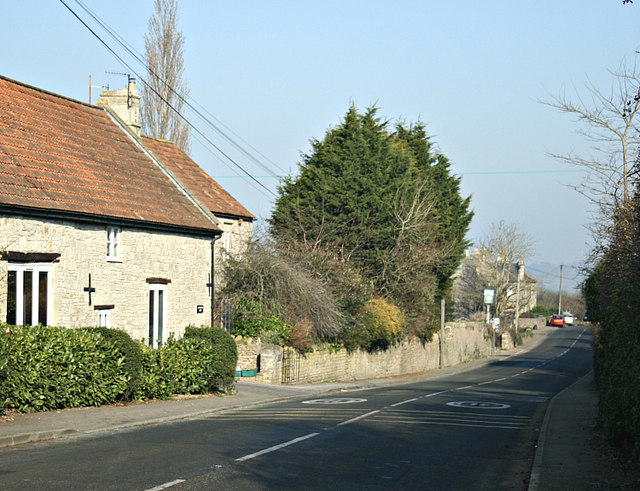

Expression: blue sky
xmin=3 ymin=1 xmax=638 ymax=292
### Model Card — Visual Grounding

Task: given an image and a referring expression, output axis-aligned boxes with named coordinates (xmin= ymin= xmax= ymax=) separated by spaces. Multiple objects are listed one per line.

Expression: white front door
xmin=148 ymin=284 xmax=166 ymax=348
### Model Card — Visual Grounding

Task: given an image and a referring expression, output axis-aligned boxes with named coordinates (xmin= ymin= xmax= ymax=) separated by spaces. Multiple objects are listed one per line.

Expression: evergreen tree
xmin=269 ymin=105 xmax=472 ymax=317
xmin=394 ymin=123 xmax=473 ymax=298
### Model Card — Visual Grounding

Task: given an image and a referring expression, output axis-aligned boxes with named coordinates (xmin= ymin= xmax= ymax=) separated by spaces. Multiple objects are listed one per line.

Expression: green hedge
xmin=87 ymin=327 xmax=143 ymax=401
xmin=184 ymin=326 xmax=237 ymax=392
xmin=0 ymin=324 xmax=238 ymax=414
xmin=0 ymin=324 xmax=128 ymax=412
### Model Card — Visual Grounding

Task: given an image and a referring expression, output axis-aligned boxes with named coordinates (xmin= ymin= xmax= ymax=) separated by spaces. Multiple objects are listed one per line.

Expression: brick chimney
xmin=96 ymin=80 xmax=141 ymax=136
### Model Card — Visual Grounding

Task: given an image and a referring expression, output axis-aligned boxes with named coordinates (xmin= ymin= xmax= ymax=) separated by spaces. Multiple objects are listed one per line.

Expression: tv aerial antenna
xmin=88 ymin=75 xmax=108 ymax=105
xmin=106 ymin=71 xmax=137 ymax=107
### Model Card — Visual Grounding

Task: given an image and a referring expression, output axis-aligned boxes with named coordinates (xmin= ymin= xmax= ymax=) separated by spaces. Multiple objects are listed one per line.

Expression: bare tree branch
xmin=141 ymin=0 xmax=190 ymax=152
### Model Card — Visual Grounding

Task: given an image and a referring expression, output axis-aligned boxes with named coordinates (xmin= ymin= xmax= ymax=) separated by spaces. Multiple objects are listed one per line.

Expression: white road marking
xmin=391 ymin=398 xmax=418 ymax=407
xmin=302 ymin=398 xmax=367 ymax=404
xmin=425 ymin=390 xmax=448 ymax=397
xmin=337 ymin=410 xmax=380 ymax=426
xmin=235 ymin=432 xmax=320 ymax=462
xmin=145 ymin=479 xmax=186 ymax=491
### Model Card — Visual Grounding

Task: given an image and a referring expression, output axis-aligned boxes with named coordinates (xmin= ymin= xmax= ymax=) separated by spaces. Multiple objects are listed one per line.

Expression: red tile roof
xmin=142 ymin=136 xmax=254 ymax=220
xmin=0 ymin=76 xmax=219 ymax=233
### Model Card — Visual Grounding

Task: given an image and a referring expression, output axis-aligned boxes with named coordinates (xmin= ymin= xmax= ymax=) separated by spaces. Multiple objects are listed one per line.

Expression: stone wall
xmin=517 ymin=317 xmax=546 ymax=329
xmin=237 ymin=322 xmax=495 ymax=384
xmin=0 ymin=214 xmax=214 ymax=340
xmin=214 ymin=218 xmax=252 ymax=264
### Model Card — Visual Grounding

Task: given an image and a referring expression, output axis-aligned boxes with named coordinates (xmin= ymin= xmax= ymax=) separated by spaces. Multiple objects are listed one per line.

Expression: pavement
xmin=0 ymin=327 xmax=634 ymax=490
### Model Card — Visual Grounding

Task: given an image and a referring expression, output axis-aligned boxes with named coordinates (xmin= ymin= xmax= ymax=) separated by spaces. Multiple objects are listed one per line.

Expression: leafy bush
xmin=340 ymin=298 xmax=406 ymax=352
xmin=222 ymin=240 xmax=344 ymax=341
xmin=0 ymin=324 xmax=128 ymax=412
xmin=133 ymin=342 xmax=174 ymax=400
xmin=161 ymin=337 xmax=220 ymax=394
xmin=507 ymin=327 xmax=533 ymax=346
xmin=88 ymin=327 xmax=142 ymax=401
xmin=230 ymin=298 xmax=290 ymax=343
xmin=528 ymin=305 xmax=554 ymax=318
xmin=183 ymin=326 xmax=237 ymax=393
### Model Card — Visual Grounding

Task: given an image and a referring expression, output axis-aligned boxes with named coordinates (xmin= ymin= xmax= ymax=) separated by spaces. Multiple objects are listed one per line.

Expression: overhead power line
xmin=59 ymin=0 xmax=278 ymax=198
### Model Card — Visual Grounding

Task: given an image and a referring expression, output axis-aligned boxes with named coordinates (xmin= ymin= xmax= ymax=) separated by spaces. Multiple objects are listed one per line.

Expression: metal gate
xmin=281 ymin=347 xmax=300 ymax=384
xmin=218 ymin=296 xmax=235 ymax=333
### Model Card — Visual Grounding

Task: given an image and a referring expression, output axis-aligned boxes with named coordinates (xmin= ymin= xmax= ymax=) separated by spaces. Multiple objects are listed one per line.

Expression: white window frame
xmin=7 ymin=262 xmax=53 ymax=326
xmin=98 ymin=309 xmax=111 ymax=328
xmin=106 ymin=226 xmax=121 ymax=261
xmin=148 ymin=284 xmax=167 ymax=348
xmin=221 ymin=224 xmax=233 ymax=261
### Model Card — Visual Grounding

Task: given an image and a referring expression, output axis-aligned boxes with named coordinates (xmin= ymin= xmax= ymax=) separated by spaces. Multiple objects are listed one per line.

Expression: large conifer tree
xmin=269 ymin=105 xmax=472 ymax=316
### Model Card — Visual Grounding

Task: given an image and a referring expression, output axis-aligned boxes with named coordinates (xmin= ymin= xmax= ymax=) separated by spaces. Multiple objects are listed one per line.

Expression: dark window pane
xmin=149 ymin=292 xmax=155 ymax=346
xmin=39 ymin=271 xmax=48 ymax=326
xmin=7 ymin=271 xmax=16 ymax=325
xmin=23 ymin=271 xmax=32 ymax=326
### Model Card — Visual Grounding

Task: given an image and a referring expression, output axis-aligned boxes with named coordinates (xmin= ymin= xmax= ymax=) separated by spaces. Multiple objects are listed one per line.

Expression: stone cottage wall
xmin=0 ymin=214 xmax=214 ymax=340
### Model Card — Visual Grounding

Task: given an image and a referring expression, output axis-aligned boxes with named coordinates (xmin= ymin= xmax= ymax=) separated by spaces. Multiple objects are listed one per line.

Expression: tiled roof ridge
xmin=142 ymin=134 xmax=176 ymax=145
xmin=0 ymin=75 xmax=220 ymax=233
xmin=140 ymin=135 xmax=255 ymax=220
xmin=101 ymin=106 xmax=222 ymax=228
xmin=0 ymin=74 xmax=98 ymax=110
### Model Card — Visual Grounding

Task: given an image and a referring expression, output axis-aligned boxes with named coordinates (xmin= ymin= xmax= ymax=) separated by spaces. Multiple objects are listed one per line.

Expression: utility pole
xmin=515 ymin=259 xmax=521 ymax=332
xmin=558 ymin=264 xmax=564 ymax=314
xmin=439 ymin=298 xmax=445 ymax=368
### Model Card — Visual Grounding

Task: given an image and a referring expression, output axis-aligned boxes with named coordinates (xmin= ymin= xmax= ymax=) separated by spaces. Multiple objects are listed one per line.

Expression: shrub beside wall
xmin=0 ymin=324 xmax=129 ymax=412
xmin=0 ymin=324 xmax=238 ymax=414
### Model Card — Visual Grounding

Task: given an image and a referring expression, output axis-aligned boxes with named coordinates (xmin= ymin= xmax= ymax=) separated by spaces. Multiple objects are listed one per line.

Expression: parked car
xmin=563 ymin=313 xmax=575 ymax=326
xmin=549 ymin=314 xmax=565 ymax=327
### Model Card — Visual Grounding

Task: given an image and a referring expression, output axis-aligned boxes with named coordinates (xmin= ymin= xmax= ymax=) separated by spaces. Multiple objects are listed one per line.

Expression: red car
xmin=549 ymin=314 xmax=565 ymax=327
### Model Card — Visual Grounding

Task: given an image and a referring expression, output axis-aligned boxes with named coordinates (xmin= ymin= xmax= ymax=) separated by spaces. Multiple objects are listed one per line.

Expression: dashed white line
xmin=145 ymin=479 xmax=186 ymax=491
xmin=337 ymin=410 xmax=380 ymax=426
xmin=235 ymin=433 xmax=319 ymax=462
xmin=425 ymin=390 xmax=448 ymax=397
xmin=391 ymin=398 xmax=418 ymax=407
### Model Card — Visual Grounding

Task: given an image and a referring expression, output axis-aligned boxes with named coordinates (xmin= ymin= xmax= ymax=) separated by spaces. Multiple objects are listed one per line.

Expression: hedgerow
xmin=586 ymin=197 xmax=640 ymax=460
xmin=183 ymin=326 xmax=237 ymax=393
xmin=0 ymin=324 xmax=128 ymax=412
xmin=0 ymin=324 xmax=238 ymax=414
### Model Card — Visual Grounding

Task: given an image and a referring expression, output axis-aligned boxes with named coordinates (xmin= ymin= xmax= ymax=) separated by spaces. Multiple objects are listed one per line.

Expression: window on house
xmin=106 ymin=226 xmax=121 ymax=261
xmin=221 ymin=224 xmax=233 ymax=261
xmin=148 ymin=284 xmax=166 ymax=348
xmin=6 ymin=263 xmax=52 ymax=326
xmin=98 ymin=310 xmax=111 ymax=328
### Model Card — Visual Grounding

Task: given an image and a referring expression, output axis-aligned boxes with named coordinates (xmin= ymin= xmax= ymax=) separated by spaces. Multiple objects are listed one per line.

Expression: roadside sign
xmin=484 ymin=289 xmax=495 ymax=304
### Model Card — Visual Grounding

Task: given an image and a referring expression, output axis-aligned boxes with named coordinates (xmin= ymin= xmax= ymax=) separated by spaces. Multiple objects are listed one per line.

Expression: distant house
xmin=452 ymin=248 xmax=537 ymax=321
xmin=0 ymin=75 xmax=253 ymax=345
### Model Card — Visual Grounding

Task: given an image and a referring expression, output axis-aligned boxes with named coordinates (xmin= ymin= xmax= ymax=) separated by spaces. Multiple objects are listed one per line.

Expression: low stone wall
xmin=517 ymin=317 xmax=546 ymax=330
xmin=237 ymin=322 xmax=496 ymax=384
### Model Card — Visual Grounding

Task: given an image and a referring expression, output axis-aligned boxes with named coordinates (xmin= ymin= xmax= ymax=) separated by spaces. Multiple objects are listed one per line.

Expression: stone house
xmin=0 ymin=75 xmax=253 ymax=345
xmin=452 ymin=248 xmax=537 ymax=320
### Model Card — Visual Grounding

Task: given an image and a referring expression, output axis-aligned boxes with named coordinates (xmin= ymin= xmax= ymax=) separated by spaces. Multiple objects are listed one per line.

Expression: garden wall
xmin=237 ymin=322 xmax=496 ymax=384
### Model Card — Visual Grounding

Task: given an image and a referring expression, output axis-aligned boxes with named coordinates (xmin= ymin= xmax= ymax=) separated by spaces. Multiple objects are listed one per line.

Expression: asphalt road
xmin=0 ymin=325 xmax=592 ymax=490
